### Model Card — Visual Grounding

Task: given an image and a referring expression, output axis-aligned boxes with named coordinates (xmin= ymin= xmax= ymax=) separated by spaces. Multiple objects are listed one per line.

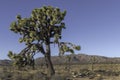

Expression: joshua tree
xmin=8 ymin=48 xmax=35 ymax=69
xmin=65 ymin=55 xmax=72 ymax=73
xmin=90 ymin=56 xmax=97 ymax=71
xmin=8 ymin=6 xmax=80 ymax=77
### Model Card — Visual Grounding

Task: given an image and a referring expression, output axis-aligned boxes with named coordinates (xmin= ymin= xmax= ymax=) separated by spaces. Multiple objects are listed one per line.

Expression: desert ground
xmin=1 ymin=63 xmax=120 ymax=80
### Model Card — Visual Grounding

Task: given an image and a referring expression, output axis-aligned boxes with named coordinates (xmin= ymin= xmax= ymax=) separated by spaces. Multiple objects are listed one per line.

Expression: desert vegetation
xmin=0 ymin=5 xmax=120 ymax=80
xmin=1 ymin=61 xmax=120 ymax=80
xmin=6 ymin=6 xmax=80 ymax=80
xmin=1 ymin=54 xmax=120 ymax=80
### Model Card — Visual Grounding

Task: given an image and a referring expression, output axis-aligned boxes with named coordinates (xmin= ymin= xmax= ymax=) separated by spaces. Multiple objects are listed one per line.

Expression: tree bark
xmin=45 ymin=43 xmax=55 ymax=77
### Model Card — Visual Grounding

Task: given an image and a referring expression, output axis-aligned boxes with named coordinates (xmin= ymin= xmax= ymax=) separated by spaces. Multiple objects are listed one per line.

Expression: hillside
xmin=0 ymin=59 xmax=12 ymax=66
xmin=1 ymin=54 xmax=120 ymax=66
xmin=35 ymin=54 xmax=120 ymax=65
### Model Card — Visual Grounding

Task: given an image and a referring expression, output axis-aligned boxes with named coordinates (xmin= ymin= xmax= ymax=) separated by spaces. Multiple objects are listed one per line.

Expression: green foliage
xmin=59 ymin=42 xmax=81 ymax=56
xmin=9 ymin=6 xmax=80 ymax=76
xmin=9 ymin=6 xmax=80 ymax=56
xmin=10 ymin=6 xmax=66 ymax=46
xmin=8 ymin=50 xmax=35 ymax=69
xmin=8 ymin=51 xmax=13 ymax=59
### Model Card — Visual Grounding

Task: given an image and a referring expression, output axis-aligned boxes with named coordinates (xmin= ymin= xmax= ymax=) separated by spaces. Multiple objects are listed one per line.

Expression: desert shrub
xmin=79 ymin=69 xmax=95 ymax=77
xmin=92 ymin=69 xmax=120 ymax=77
xmin=0 ymin=67 xmax=12 ymax=80
xmin=94 ymin=69 xmax=106 ymax=75
xmin=32 ymin=71 xmax=47 ymax=80
xmin=105 ymin=70 xmax=119 ymax=76
xmin=93 ymin=75 xmax=103 ymax=80
xmin=50 ymin=75 xmax=67 ymax=80
xmin=18 ymin=72 xmax=33 ymax=80
xmin=0 ymin=72 xmax=12 ymax=80
xmin=12 ymin=72 xmax=23 ymax=80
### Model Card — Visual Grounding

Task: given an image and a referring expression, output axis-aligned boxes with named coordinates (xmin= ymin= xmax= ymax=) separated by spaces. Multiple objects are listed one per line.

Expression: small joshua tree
xmin=65 ymin=55 xmax=72 ymax=73
xmin=8 ymin=6 xmax=80 ymax=77
xmin=90 ymin=56 xmax=97 ymax=71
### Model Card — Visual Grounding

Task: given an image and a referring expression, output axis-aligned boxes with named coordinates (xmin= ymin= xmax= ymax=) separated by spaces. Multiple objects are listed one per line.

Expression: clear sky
xmin=1 ymin=0 xmax=120 ymax=59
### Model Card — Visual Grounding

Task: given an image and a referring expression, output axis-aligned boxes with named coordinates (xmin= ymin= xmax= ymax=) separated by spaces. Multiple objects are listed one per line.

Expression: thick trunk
xmin=45 ymin=54 xmax=55 ymax=77
xmin=45 ymin=43 xmax=55 ymax=77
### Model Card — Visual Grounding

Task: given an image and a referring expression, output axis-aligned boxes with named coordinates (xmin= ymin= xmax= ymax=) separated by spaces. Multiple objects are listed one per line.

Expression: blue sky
xmin=1 ymin=0 xmax=120 ymax=59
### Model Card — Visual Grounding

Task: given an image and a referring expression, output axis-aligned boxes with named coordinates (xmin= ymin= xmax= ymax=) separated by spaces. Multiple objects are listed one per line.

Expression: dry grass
xmin=0 ymin=64 xmax=120 ymax=80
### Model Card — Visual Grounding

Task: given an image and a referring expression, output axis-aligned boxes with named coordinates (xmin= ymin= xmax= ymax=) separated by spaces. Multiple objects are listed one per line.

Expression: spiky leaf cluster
xmin=59 ymin=42 xmax=81 ymax=56
xmin=10 ymin=6 xmax=66 ymax=46
xmin=8 ymin=50 xmax=34 ymax=68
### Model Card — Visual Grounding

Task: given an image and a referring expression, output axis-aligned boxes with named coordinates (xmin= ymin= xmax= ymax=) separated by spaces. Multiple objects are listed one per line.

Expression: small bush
xmin=50 ymin=74 xmax=68 ymax=80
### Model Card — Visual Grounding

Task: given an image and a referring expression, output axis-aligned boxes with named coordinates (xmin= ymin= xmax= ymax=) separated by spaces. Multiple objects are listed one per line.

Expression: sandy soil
xmin=73 ymin=76 xmax=120 ymax=80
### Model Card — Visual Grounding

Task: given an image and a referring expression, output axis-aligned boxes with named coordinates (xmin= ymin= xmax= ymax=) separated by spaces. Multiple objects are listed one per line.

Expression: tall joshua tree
xmin=9 ymin=6 xmax=80 ymax=77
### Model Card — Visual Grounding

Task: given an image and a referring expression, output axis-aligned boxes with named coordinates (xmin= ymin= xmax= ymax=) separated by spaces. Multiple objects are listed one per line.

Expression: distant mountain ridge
xmin=0 ymin=59 xmax=12 ymax=66
xmin=1 ymin=54 xmax=120 ymax=66
xmin=35 ymin=54 xmax=120 ymax=65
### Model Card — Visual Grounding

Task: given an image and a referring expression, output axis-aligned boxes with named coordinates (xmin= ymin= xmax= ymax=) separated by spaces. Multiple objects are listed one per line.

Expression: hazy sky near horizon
xmin=1 ymin=0 xmax=120 ymax=59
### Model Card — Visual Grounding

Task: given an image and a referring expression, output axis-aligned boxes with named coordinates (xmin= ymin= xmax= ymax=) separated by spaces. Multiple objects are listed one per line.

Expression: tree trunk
xmin=45 ymin=54 xmax=55 ymax=77
xmin=45 ymin=43 xmax=55 ymax=77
